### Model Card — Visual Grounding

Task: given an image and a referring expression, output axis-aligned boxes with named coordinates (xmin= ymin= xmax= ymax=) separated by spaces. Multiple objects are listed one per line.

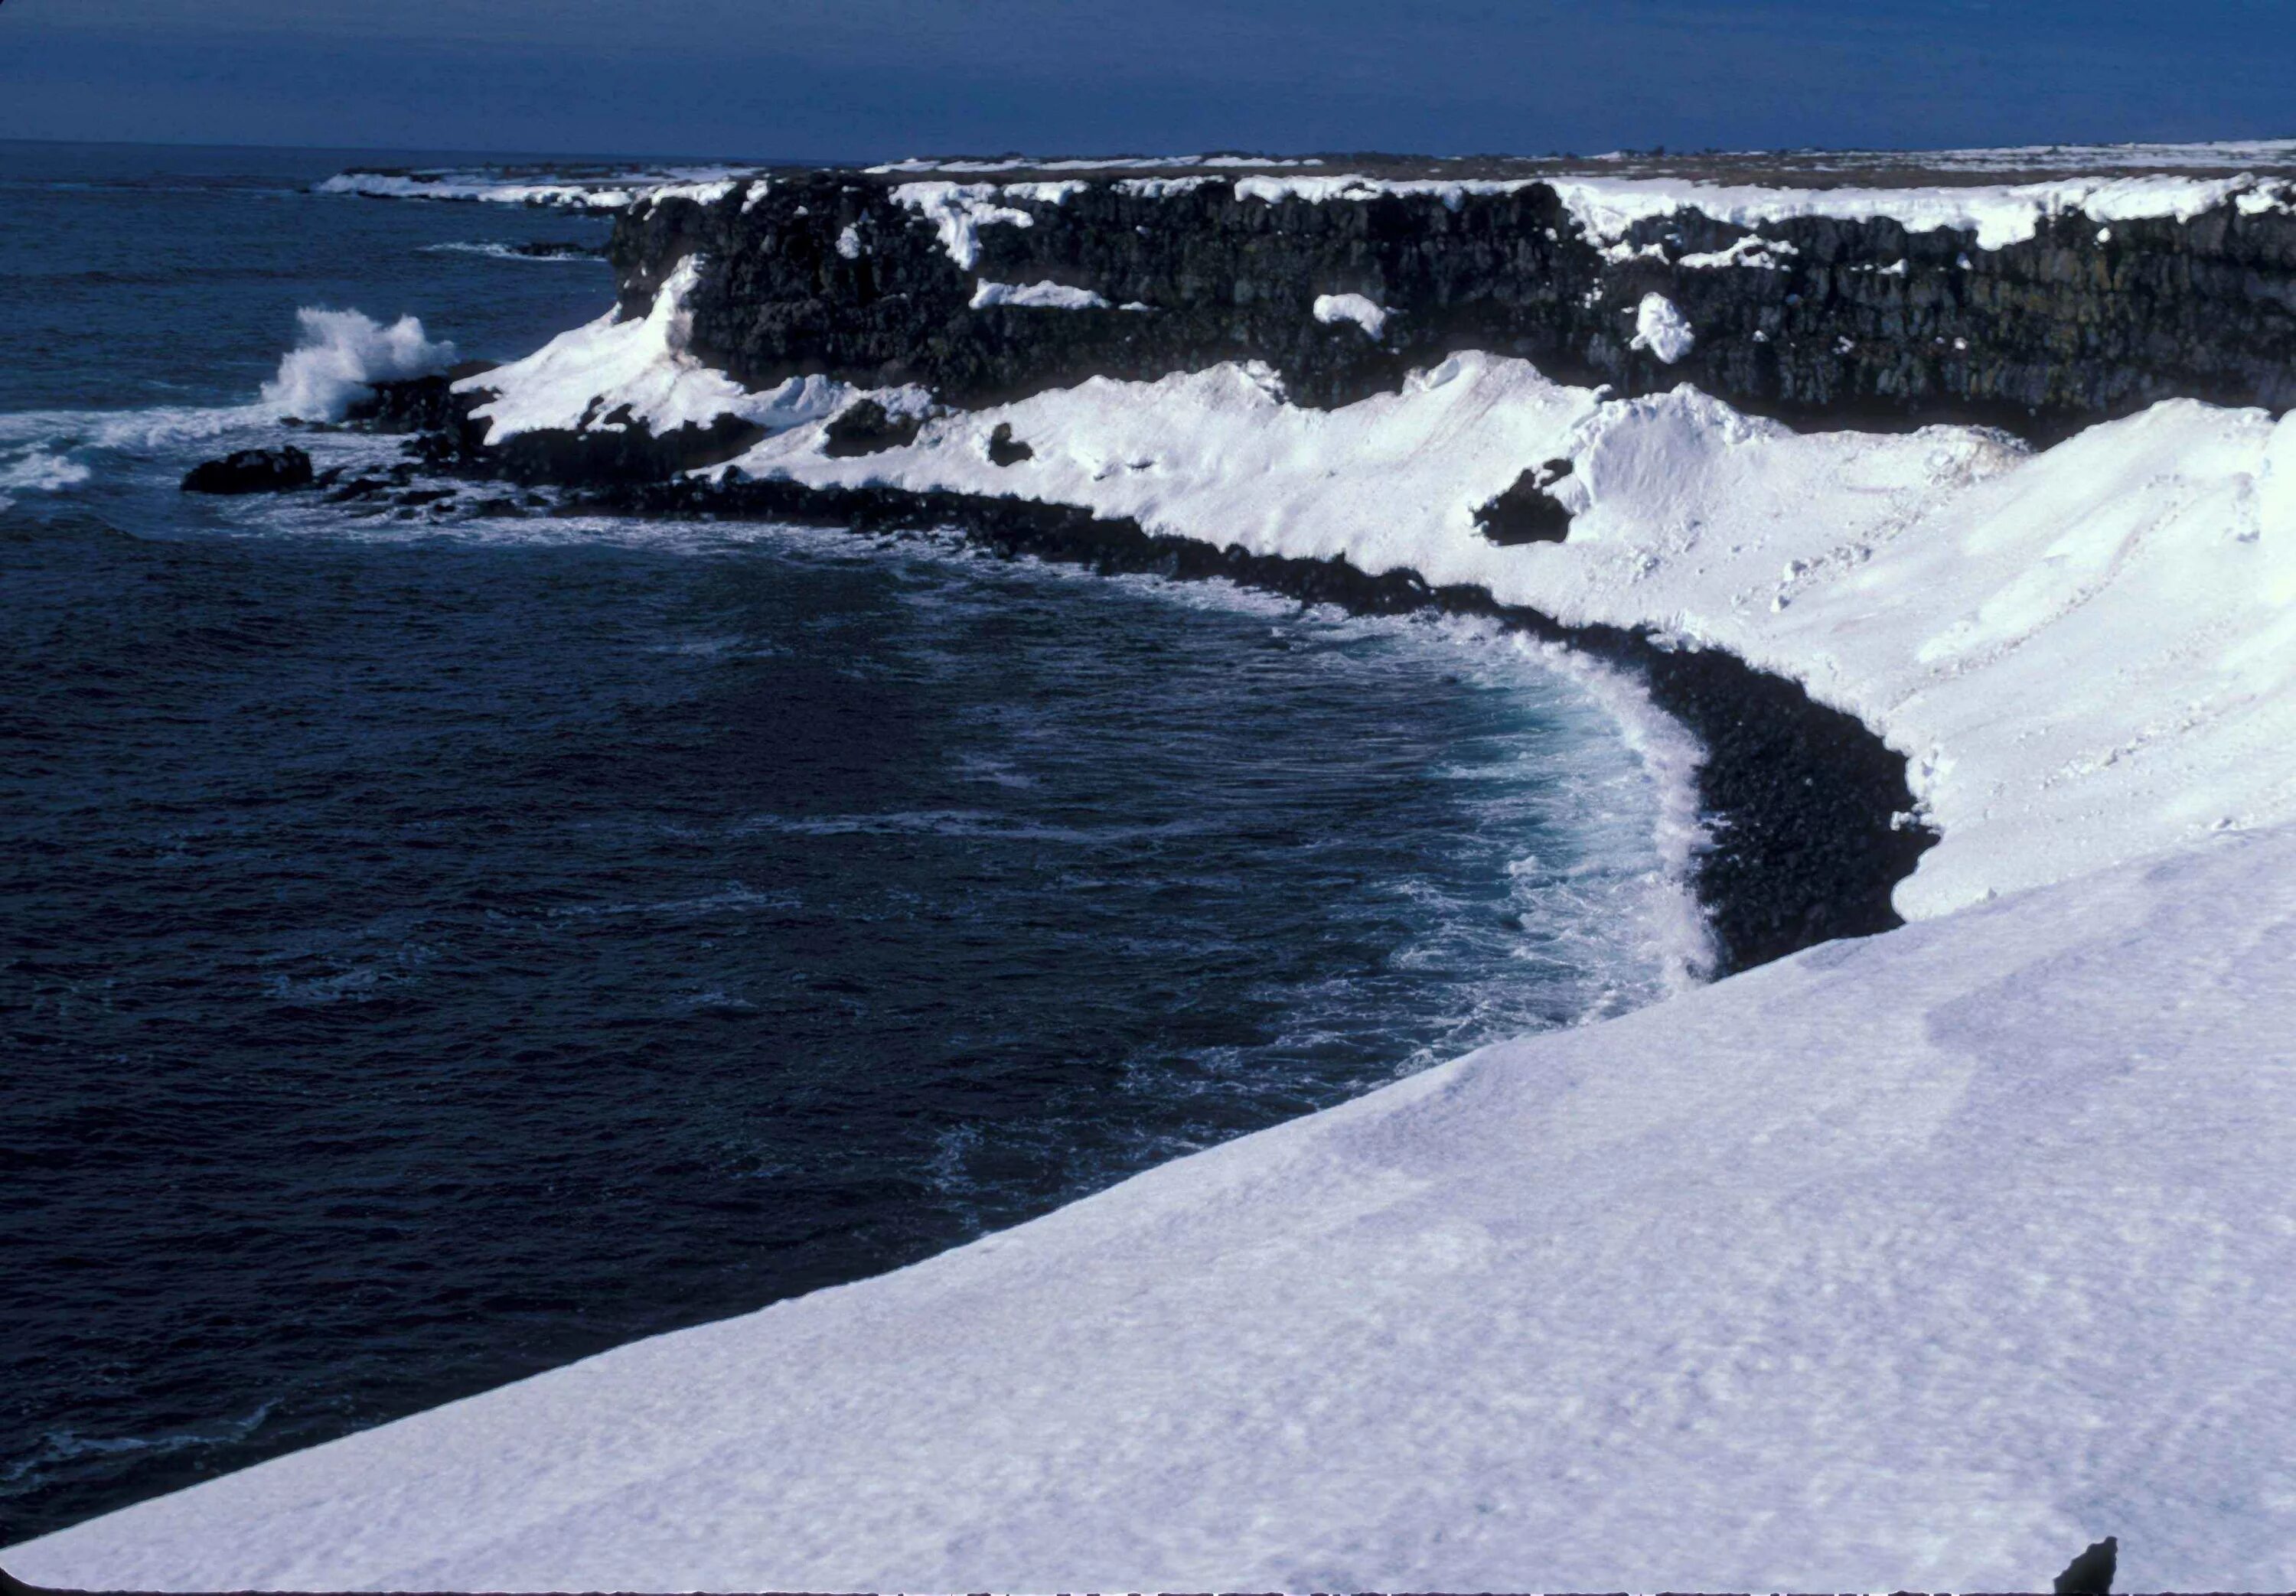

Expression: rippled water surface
xmin=0 ymin=143 xmax=1691 ymax=1542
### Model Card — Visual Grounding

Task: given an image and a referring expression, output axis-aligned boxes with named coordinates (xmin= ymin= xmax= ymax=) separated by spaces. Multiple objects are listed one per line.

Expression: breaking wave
xmin=259 ymin=309 xmax=455 ymax=422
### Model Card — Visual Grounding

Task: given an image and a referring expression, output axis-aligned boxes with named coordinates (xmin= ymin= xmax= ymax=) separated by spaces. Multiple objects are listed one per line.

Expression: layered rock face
xmin=617 ymin=169 xmax=2296 ymax=437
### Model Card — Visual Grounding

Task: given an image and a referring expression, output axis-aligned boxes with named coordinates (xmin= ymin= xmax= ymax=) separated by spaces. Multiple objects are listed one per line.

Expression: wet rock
xmin=180 ymin=445 xmax=315 ymax=495
xmin=346 ymin=361 xmax=495 ymax=435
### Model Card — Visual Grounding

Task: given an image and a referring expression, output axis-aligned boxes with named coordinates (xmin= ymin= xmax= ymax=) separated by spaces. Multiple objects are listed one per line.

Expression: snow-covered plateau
xmin=16 ymin=151 xmax=2296 ymax=1591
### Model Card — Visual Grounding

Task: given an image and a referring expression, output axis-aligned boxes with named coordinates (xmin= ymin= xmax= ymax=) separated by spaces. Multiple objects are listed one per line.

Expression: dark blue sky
xmin=4 ymin=0 xmax=2291 ymax=160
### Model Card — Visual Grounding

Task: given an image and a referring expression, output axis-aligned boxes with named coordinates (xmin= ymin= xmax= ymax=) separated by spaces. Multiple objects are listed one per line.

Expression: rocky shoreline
xmin=261 ymin=148 xmax=2296 ymax=975
xmin=557 ymin=468 xmax=1932 ymax=977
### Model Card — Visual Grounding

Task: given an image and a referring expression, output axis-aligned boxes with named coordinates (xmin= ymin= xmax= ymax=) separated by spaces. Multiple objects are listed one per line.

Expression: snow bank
xmin=259 ymin=309 xmax=454 ymax=422
xmin=453 ymin=259 xmax=851 ymax=445
xmin=970 ymin=279 xmax=1112 ymax=311
xmin=1230 ymin=170 xmax=2295 ymax=251
xmin=1311 ymin=292 xmax=1390 ymax=337
xmin=18 ymin=823 xmax=2295 ymax=1591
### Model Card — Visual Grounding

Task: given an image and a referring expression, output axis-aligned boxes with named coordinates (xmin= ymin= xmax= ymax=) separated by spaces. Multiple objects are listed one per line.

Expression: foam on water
xmin=259 ymin=308 xmax=455 ymax=422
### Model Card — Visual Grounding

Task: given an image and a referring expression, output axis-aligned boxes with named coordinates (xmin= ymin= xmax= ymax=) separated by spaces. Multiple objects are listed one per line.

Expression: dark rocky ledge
xmin=617 ymin=166 xmax=2296 ymax=441
xmin=545 ymin=470 xmax=1935 ymax=976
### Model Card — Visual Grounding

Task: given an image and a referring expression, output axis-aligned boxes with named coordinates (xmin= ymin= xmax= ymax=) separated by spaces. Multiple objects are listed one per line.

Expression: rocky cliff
xmin=616 ymin=165 xmax=2296 ymax=438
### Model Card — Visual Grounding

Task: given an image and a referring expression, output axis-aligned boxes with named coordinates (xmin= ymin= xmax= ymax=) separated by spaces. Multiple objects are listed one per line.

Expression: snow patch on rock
xmin=453 ymin=259 xmax=850 ymax=444
xmin=1312 ymin=292 xmax=1390 ymax=337
xmin=971 ymin=279 xmax=1114 ymax=311
xmin=1628 ymin=293 xmax=1696 ymax=363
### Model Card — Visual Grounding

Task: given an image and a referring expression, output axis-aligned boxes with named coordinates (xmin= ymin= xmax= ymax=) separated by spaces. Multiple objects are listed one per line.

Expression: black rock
xmin=180 ymin=445 xmax=315 ymax=495
xmin=821 ymin=397 xmax=924 ymax=456
xmin=2055 ymin=1535 xmax=2118 ymax=1595
xmin=618 ymin=169 xmax=2296 ymax=440
xmin=1474 ymin=466 xmax=1574 ymax=545
xmin=987 ymin=422 xmax=1035 ymax=466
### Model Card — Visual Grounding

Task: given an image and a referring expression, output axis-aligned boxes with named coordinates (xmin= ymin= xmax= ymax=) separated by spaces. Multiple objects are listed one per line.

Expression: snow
xmin=1227 ymin=170 xmax=2296 ymax=252
xmin=317 ymin=164 xmax=758 ymax=210
xmin=259 ymin=308 xmax=455 ymax=422
xmin=890 ymin=181 xmax=1049 ymax=269
xmin=1549 ymin=171 xmax=2293 ymax=252
xmin=1311 ymin=292 xmax=1389 ymax=337
xmin=970 ymin=279 xmax=1113 ymax=310
xmin=24 ymin=242 xmax=2296 ymax=1588
xmin=1877 ymin=135 xmax=2296 ymax=172
xmin=684 ymin=354 xmax=2296 ymax=932
xmin=1676 ymin=233 xmax=1800 ymax=269
xmin=1628 ymin=292 xmax=1696 ymax=362
xmin=1114 ymin=175 xmax=1223 ymax=197
xmin=452 ymin=259 xmax=853 ymax=444
xmin=17 ymin=822 xmax=2296 ymax=1592
xmin=632 ymin=179 xmax=739 ymax=210
xmin=833 ymin=223 xmax=863 ymax=259
xmin=869 ymin=155 xmax=1324 ymax=174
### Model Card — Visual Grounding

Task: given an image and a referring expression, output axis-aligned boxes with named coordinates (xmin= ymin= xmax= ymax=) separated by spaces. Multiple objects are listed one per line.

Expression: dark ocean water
xmin=0 ymin=143 xmax=1691 ymax=1544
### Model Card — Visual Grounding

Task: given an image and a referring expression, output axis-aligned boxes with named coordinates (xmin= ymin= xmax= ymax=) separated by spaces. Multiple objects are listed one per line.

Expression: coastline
xmin=559 ymin=468 xmax=1932 ymax=976
xmin=15 ymin=145 xmax=2296 ymax=1587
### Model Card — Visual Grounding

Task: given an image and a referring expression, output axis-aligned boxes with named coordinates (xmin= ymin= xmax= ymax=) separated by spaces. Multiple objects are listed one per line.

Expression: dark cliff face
xmin=613 ymin=169 xmax=2296 ymax=438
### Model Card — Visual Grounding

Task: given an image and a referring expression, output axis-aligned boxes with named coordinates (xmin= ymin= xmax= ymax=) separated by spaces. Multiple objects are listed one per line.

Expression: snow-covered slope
xmin=15 ymin=825 xmax=2296 ymax=1591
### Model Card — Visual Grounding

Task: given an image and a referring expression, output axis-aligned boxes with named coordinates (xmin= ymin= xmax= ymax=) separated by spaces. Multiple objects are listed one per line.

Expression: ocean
xmin=0 ymin=141 xmax=1693 ymax=1542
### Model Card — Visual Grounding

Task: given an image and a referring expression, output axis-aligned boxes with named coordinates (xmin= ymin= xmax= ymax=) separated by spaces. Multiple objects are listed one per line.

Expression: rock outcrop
xmin=180 ymin=445 xmax=315 ymax=494
xmin=616 ymin=168 xmax=2296 ymax=439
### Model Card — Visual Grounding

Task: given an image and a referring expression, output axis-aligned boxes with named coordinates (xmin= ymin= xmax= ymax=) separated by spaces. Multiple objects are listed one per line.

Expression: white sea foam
xmin=260 ymin=309 xmax=455 ymax=422
xmin=0 ymin=447 xmax=93 ymax=510
xmin=417 ymin=242 xmax=598 ymax=263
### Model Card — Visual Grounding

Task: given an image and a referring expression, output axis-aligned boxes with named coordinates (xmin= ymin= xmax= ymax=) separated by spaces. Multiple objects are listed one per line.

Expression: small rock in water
xmin=2054 ymin=1534 xmax=2118 ymax=1594
xmin=181 ymin=445 xmax=315 ymax=495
